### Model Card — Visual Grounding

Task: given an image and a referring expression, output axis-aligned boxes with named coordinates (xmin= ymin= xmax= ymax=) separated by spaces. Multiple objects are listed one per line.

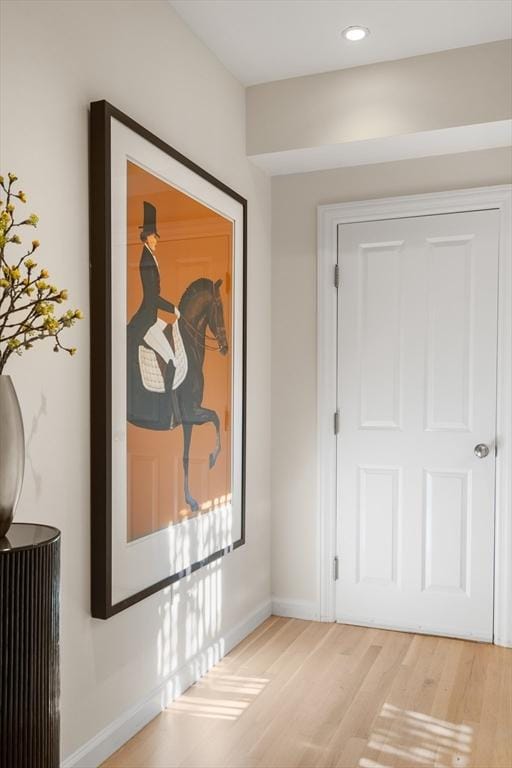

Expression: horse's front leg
xmin=182 ymin=422 xmax=199 ymax=512
xmin=192 ymin=406 xmax=221 ymax=469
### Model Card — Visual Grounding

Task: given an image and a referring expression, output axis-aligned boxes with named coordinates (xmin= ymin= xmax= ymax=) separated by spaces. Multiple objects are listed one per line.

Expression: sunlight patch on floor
xmin=360 ymin=703 xmax=474 ymax=767
xmin=166 ymin=672 xmax=270 ymax=722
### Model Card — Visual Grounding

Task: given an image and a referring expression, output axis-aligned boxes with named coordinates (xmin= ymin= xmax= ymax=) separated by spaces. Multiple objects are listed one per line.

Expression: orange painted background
xmin=126 ymin=161 xmax=233 ymax=541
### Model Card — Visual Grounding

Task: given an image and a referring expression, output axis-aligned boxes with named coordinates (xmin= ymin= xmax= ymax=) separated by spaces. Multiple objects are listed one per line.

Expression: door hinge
xmin=333 ymin=556 xmax=339 ymax=581
xmin=334 ymin=263 xmax=340 ymax=288
xmin=334 ymin=409 xmax=340 ymax=435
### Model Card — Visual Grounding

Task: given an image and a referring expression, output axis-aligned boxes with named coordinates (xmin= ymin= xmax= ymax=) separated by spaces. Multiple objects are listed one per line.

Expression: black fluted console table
xmin=0 ymin=524 xmax=60 ymax=767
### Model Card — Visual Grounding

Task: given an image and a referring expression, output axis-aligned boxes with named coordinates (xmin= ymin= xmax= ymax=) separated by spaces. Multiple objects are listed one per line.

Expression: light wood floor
xmin=102 ymin=616 xmax=512 ymax=768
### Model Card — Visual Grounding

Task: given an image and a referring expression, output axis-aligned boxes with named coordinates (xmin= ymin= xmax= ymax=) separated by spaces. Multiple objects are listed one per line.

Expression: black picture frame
xmin=89 ymin=100 xmax=247 ymax=619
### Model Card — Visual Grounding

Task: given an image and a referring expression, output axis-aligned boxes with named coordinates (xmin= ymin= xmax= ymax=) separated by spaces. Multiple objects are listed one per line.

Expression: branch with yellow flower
xmin=0 ymin=172 xmax=83 ymax=374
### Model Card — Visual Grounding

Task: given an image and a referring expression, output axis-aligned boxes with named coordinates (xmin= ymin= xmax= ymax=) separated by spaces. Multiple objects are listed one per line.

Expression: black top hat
xmin=139 ymin=201 xmax=160 ymax=238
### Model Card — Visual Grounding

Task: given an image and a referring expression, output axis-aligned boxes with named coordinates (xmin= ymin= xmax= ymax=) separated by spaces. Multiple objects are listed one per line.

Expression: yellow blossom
xmin=0 ymin=172 xmax=82 ymax=363
xmin=43 ymin=317 xmax=59 ymax=332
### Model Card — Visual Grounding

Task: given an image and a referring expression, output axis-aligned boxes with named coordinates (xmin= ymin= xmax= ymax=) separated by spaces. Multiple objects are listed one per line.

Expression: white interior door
xmin=336 ymin=209 xmax=499 ymax=641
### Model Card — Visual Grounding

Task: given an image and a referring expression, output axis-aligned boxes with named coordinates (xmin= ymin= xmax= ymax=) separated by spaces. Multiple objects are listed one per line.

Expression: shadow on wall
xmin=156 ymin=495 xmax=235 ymax=705
xmin=25 ymin=392 xmax=47 ymax=502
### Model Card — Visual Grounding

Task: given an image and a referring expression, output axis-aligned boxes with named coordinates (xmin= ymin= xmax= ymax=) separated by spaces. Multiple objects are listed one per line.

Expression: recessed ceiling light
xmin=342 ymin=26 xmax=369 ymax=42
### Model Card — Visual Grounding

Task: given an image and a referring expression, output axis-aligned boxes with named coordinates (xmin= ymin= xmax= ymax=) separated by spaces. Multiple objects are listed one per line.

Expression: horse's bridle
xmin=179 ymin=286 xmax=227 ymax=352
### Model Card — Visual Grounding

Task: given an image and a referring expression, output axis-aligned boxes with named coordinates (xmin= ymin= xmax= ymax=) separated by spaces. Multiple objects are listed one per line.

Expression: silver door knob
xmin=474 ymin=443 xmax=490 ymax=458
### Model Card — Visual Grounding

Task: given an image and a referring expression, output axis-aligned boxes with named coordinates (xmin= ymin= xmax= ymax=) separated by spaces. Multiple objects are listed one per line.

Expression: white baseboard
xmin=61 ymin=598 xmax=272 ymax=768
xmin=271 ymin=596 xmax=319 ymax=621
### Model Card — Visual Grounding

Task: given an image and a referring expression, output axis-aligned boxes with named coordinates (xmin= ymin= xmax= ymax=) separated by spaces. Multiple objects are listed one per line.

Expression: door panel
xmin=425 ymin=235 xmax=474 ymax=430
xmin=357 ymin=466 xmax=400 ymax=586
xmin=359 ymin=242 xmax=402 ymax=429
xmin=336 ymin=209 xmax=499 ymax=640
xmin=423 ymin=469 xmax=469 ymax=593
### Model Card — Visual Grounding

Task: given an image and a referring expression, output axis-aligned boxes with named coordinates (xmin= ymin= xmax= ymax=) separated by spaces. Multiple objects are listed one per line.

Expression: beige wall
xmin=248 ymin=41 xmax=512 ymax=155
xmin=0 ymin=0 xmax=271 ymax=761
xmin=271 ymin=146 xmax=512 ymax=605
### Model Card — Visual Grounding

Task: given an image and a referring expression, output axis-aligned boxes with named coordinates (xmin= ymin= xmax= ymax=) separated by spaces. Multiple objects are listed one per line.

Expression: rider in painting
xmin=127 ymin=201 xmax=180 ymax=430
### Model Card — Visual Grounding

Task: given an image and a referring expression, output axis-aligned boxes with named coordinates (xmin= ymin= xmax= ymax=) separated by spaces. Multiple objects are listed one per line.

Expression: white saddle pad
xmin=139 ymin=318 xmax=188 ymax=393
xmin=171 ymin=320 xmax=188 ymax=389
xmin=138 ymin=345 xmax=165 ymax=393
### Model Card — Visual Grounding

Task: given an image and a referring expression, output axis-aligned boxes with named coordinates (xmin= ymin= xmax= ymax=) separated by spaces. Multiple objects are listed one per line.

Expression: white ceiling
xmin=169 ymin=0 xmax=512 ymax=86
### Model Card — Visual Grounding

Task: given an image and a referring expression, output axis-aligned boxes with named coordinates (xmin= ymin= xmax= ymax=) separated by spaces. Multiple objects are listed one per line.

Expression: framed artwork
xmin=89 ymin=100 xmax=246 ymax=619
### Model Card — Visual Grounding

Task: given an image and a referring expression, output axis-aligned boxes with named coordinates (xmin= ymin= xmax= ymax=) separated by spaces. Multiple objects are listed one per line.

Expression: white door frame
xmin=317 ymin=185 xmax=512 ymax=646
